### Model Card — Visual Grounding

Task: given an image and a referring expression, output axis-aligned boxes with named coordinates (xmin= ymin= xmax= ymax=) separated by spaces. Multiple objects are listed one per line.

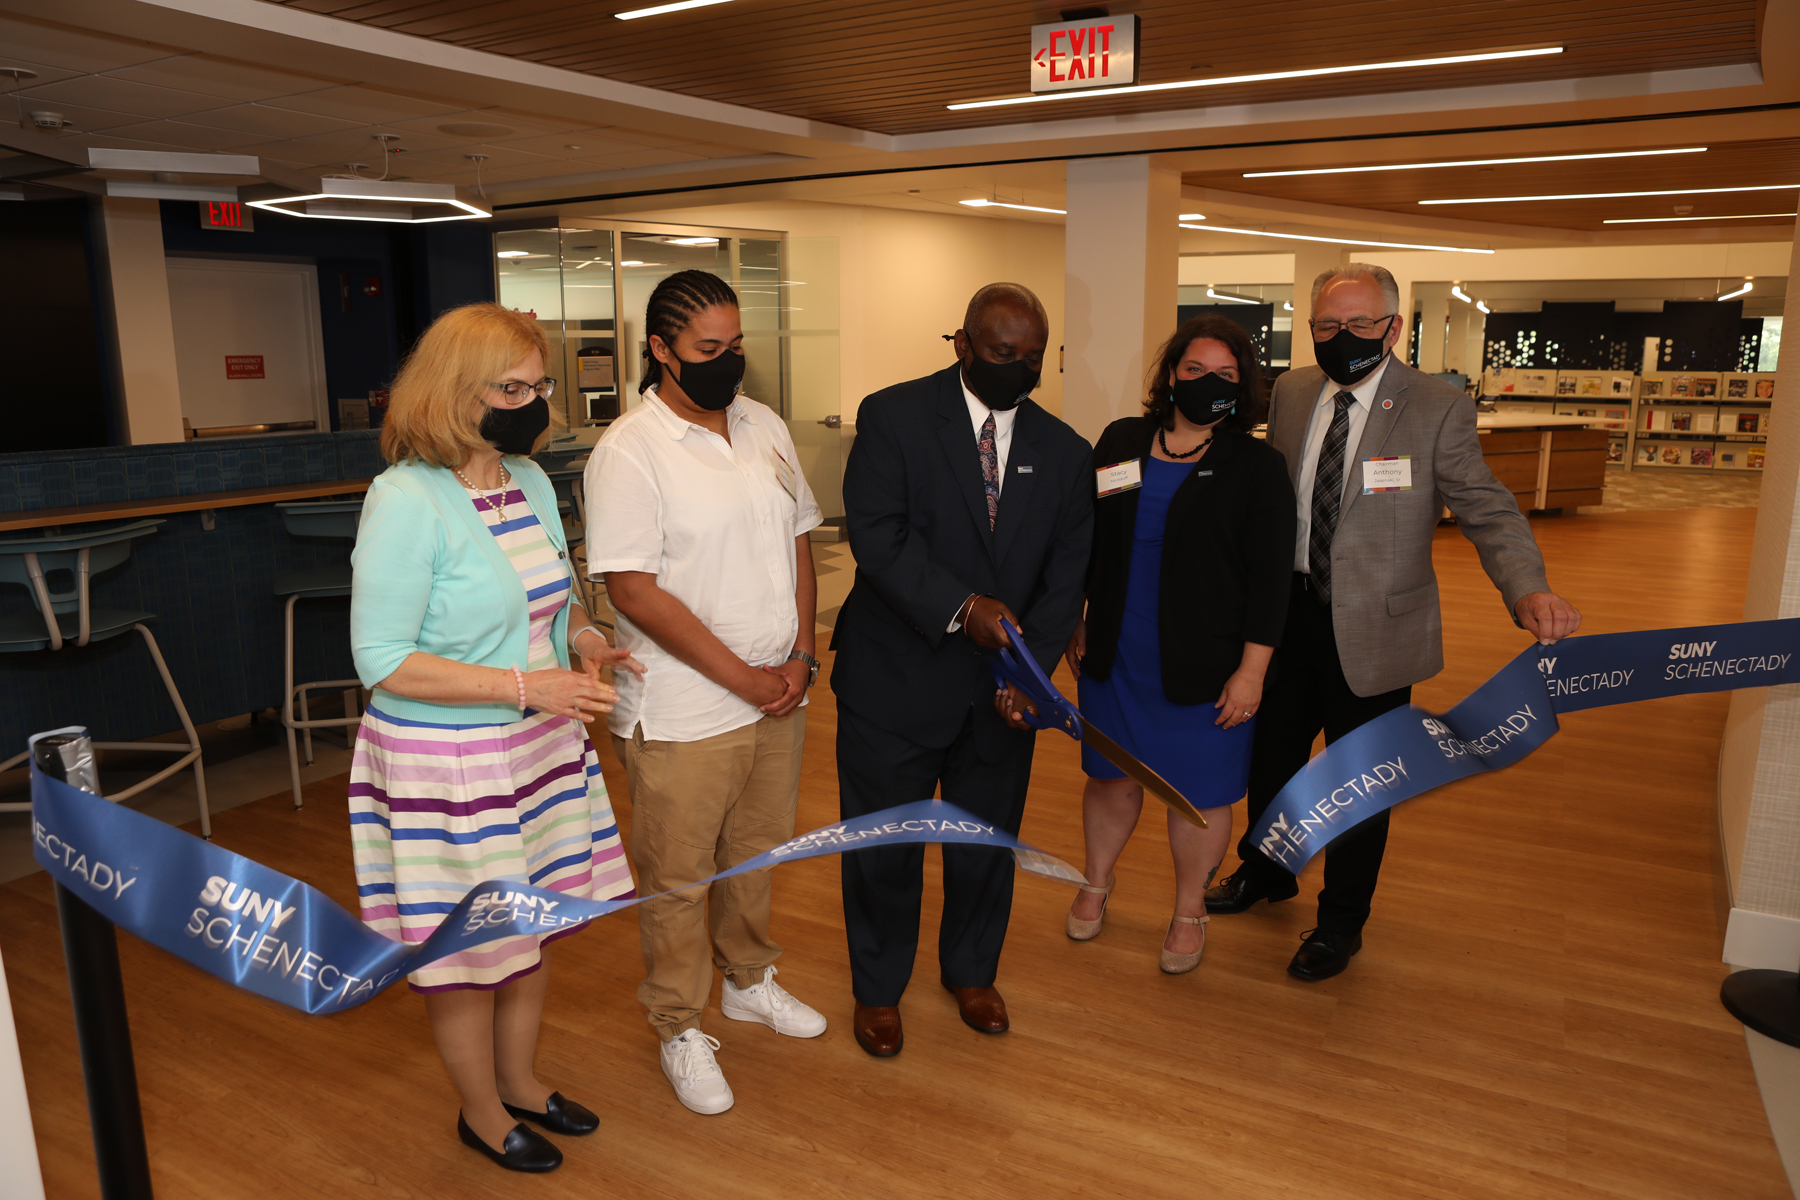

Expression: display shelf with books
xmin=1630 ymin=372 xmax=1774 ymax=471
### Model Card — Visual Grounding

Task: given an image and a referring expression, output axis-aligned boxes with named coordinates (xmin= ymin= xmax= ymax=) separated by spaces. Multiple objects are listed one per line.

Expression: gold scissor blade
xmin=1079 ymin=722 xmax=1208 ymax=829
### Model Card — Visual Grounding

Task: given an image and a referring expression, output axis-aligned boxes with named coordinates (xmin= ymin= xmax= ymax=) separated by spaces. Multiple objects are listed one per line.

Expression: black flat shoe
xmin=503 ymin=1091 xmax=599 ymax=1136
xmin=1287 ymin=928 xmax=1362 ymax=982
xmin=1204 ymin=869 xmax=1300 ymax=915
xmin=457 ymin=1112 xmax=563 ymax=1172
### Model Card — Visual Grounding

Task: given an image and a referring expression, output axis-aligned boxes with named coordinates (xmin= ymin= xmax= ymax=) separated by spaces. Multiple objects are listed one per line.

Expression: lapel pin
xmin=1382 ymin=398 xmax=1394 ymax=410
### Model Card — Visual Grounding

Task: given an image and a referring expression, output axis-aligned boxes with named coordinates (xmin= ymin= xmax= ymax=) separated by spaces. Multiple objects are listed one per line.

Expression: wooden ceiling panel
xmin=265 ymin=0 xmax=1761 ymax=135
xmin=1182 ymin=139 xmax=1800 ymax=230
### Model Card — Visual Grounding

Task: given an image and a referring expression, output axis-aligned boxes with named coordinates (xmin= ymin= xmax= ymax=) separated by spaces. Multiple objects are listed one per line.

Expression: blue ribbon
xmin=1249 ymin=618 xmax=1800 ymax=874
xmin=30 ymin=762 xmax=1082 ymax=1016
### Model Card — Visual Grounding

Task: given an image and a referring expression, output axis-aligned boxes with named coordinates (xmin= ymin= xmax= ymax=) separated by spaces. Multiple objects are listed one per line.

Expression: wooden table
xmin=1475 ymin=415 xmax=1609 ymax=512
xmin=0 ymin=479 xmax=374 ymax=533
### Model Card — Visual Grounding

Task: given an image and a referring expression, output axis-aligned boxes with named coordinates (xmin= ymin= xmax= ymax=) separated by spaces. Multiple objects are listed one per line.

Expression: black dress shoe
xmin=1204 ymin=869 xmax=1300 ymax=914
xmin=1287 ymin=928 xmax=1362 ymax=982
xmin=503 ymin=1091 xmax=598 ymax=1136
xmin=457 ymin=1112 xmax=563 ymax=1172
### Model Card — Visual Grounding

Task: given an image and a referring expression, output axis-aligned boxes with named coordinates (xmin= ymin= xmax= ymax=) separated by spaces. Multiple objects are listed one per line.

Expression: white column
xmin=0 ymin=944 xmax=45 ymax=1200
xmin=1287 ymin=244 xmax=1349 ymax=372
xmin=1716 ymin=219 xmax=1800 ymax=1196
xmin=96 ymin=196 xmax=185 ymax=445
xmin=1416 ymin=285 xmax=1451 ymax=374
xmin=1062 ymin=155 xmax=1179 ymax=443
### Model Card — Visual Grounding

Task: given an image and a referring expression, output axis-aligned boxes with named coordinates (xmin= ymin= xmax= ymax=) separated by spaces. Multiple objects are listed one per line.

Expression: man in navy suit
xmin=831 ymin=283 xmax=1093 ymax=1057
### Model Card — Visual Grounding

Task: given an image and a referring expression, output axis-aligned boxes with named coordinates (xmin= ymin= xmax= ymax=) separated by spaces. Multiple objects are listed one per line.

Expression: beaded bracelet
xmin=510 ymin=665 xmax=527 ymax=712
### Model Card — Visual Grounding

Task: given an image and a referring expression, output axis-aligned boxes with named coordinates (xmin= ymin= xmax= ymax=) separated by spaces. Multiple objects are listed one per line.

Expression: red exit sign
xmin=1030 ymin=14 xmax=1138 ymax=93
xmin=198 ymin=200 xmax=254 ymax=232
xmin=225 ymin=355 xmax=265 ymax=380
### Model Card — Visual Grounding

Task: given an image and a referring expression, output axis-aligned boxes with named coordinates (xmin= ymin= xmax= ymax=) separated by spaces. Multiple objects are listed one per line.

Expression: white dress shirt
xmin=946 ymin=375 xmax=1020 ymax=631
xmin=1294 ymin=355 xmax=1393 ymax=573
xmin=584 ymin=387 xmax=822 ymax=742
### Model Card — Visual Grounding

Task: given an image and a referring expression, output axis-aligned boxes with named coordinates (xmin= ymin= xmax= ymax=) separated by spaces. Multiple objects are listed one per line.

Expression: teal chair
xmin=0 ymin=519 xmax=210 ymax=835
xmin=274 ymin=500 xmax=363 ymax=810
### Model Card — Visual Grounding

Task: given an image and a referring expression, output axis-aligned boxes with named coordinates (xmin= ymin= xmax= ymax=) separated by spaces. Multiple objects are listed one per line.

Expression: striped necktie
xmin=1307 ymin=390 xmax=1357 ymax=601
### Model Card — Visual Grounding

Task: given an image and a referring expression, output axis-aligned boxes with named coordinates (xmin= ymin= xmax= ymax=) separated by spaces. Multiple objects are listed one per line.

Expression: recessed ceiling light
xmin=1421 ymin=183 xmax=1800 ymax=205
xmin=1245 ymin=147 xmax=1707 ymax=178
xmin=1179 ymin=222 xmax=1495 ymax=254
xmin=1719 ymin=280 xmax=1753 ymax=301
xmin=621 ymin=260 xmax=645 ymax=265
xmin=1206 ymin=288 xmax=1259 ymax=304
xmin=960 ymin=199 xmax=1067 ymax=215
xmin=948 ymin=46 xmax=1561 ymax=110
xmin=665 ymin=236 xmax=719 ymax=245
xmin=1603 ymin=212 xmax=1797 ymax=224
xmin=616 ymin=0 xmax=735 ymax=18
xmin=1179 ymin=213 xmax=1205 ymax=221
xmin=1475 ymin=300 xmax=1491 ymax=314
xmin=1451 ymin=286 xmax=1472 ymax=303
xmin=496 ymin=250 xmax=530 ymax=258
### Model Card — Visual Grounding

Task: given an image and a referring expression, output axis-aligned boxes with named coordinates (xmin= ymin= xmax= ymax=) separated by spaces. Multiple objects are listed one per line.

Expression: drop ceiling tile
xmin=388 ymin=107 xmax=592 ymax=142
xmin=482 ymin=129 xmax=645 ymax=159
xmin=95 ymin=119 xmax=266 ymax=152
xmin=0 ymin=17 xmax=178 ymax=74
xmin=573 ymin=147 xmax=708 ymax=171
xmin=182 ymin=103 xmax=365 ymax=138
xmin=261 ymin=85 xmax=470 ymax=125
xmin=30 ymin=75 xmax=226 ymax=121
xmin=16 ymin=99 xmax=148 ymax=134
xmin=400 ymin=142 xmax=562 ymax=171
xmin=105 ymin=54 xmax=339 ymax=104
xmin=0 ymin=56 xmax=83 ymax=90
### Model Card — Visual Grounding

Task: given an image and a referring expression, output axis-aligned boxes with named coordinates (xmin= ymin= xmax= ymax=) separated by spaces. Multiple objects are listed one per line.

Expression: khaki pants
xmin=614 ymin=710 xmax=805 ymax=1039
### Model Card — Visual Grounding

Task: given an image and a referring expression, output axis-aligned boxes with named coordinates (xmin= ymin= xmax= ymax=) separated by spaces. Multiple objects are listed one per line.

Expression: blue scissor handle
xmin=989 ymin=616 xmax=1081 ymax=738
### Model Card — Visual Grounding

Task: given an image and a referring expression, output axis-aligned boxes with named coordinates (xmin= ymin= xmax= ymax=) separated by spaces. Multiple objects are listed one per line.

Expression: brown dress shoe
xmin=942 ymin=982 xmax=1009 ymax=1033
xmin=853 ymin=1002 xmax=903 ymax=1057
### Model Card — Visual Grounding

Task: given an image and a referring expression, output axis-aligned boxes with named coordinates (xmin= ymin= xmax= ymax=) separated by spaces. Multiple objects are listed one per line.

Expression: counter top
xmin=1476 ymin=413 xmax=1613 ymax=431
xmin=0 ymin=477 xmax=373 ymax=533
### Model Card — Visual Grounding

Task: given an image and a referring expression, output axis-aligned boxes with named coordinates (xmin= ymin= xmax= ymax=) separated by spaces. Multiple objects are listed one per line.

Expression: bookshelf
xmin=1632 ymin=371 xmax=1774 ymax=472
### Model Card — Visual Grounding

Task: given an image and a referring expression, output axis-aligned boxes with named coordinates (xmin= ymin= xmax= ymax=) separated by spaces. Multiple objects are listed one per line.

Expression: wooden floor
xmin=4 ymin=506 xmax=1788 ymax=1199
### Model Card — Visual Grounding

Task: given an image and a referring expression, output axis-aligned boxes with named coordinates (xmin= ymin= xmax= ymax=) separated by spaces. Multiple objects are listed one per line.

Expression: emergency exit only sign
xmin=1029 ymin=13 xmax=1138 ymax=93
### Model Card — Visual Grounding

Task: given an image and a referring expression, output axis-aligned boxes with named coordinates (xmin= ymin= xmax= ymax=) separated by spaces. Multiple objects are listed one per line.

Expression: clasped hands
xmin=519 ymin=627 xmax=646 ymax=723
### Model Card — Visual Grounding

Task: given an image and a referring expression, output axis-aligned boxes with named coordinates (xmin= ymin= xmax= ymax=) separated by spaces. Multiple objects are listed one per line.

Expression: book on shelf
xmin=1755 ymin=375 xmax=1776 ymax=400
xmin=1693 ymin=411 xmax=1717 ymax=434
xmin=1606 ymin=440 xmax=1625 ymax=464
xmin=1738 ymin=412 xmax=1761 ymax=433
xmin=1635 ymin=442 xmax=1660 ymax=466
xmin=1749 ymin=449 xmax=1766 ymax=469
xmin=1690 ymin=446 xmax=1714 ymax=468
xmin=1670 ymin=411 xmax=1692 ymax=432
xmin=1718 ymin=448 xmax=1739 ymax=468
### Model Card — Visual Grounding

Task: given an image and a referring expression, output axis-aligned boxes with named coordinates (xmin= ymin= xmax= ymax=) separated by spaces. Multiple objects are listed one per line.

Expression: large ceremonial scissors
xmin=989 ymin=617 xmax=1208 ymax=829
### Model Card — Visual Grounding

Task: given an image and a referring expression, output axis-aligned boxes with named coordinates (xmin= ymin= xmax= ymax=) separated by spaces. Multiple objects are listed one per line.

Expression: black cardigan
xmin=1081 ymin=418 xmax=1296 ymax=704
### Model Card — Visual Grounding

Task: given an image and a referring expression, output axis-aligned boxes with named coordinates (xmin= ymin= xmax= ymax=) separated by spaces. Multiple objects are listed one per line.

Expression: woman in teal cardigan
xmin=349 ymin=303 xmax=641 ymax=1174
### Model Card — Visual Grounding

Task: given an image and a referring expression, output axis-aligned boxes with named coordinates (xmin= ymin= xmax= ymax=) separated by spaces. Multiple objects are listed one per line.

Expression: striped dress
xmin=348 ymin=480 xmax=634 ymax=991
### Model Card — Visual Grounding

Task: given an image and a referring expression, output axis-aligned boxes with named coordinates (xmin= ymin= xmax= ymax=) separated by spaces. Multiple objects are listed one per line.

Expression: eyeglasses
xmin=1310 ymin=314 xmax=1397 ymax=341
xmin=488 ymin=378 xmax=557 ymax=401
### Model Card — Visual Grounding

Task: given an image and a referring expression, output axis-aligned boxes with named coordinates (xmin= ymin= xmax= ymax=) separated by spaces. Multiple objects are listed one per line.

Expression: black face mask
xmin=668 ymin=349 xmax=744 ymax=411
xmin=480 ymin=395 xmax=550 ymax=456
xmin=1314 ymin=325 xmax=1391 ymax=387
xmin=962 ymin=353 xmax=1040 ymax=411
xmin=1170 ymin=372 xmax=1239 ymax=426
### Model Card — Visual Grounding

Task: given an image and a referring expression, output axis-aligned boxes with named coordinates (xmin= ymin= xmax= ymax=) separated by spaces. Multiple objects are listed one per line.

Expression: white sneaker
xmin=721 ymin=965 xmax=828 ymax=1038
xmin=660 ymin=1030 xmax=734 ymax=1115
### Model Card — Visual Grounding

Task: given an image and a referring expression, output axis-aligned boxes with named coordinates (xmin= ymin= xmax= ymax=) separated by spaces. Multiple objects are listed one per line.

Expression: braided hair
xmin=640 ymin=269 xmax=740 ymax=394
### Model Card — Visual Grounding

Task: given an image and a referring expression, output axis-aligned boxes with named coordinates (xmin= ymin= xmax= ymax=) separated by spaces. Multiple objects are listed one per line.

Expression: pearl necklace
xmin=454 ymin=462 xmax=510 ymax=521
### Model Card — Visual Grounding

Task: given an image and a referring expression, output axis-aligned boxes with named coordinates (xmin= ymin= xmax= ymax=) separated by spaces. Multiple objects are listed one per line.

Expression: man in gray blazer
xmin=1206 ymin=263 xmax=1580 ymax=981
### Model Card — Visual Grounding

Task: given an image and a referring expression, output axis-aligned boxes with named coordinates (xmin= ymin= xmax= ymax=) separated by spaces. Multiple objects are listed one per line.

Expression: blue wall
xmin=0 ymin=431 xmax=383 ymax=753
xmin=159 ymin=202 xmax=495 ymax=430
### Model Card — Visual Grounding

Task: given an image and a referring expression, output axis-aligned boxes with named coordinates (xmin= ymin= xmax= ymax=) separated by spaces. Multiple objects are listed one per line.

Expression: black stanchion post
xmin=35 ymin=735 xmax=154 ymax=1200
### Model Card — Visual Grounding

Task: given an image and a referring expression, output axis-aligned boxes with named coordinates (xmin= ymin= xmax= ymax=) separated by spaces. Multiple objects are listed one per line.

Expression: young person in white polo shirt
xmin=583 ymin=270 xmax=826 ymax=1115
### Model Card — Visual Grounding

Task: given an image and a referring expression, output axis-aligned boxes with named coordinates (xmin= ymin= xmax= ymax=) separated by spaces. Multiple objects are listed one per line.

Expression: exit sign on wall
xmin=1030 ymin=14 xmax=1137 ymax=93
xmin=225 ymin=355 xmax=265 ymax=379
xmin=198 ymin=200 xmax=254 ymax=232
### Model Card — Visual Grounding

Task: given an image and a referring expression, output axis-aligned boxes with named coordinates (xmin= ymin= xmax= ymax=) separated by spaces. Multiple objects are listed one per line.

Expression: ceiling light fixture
xmin=1283 ymin=301 xmax=1294 ymax=312
xmin=248 ymin=177 xmax=488 ymax=224
xmin=1603 ymin=212 xmax=1797 ymax=224
xmin=1179 ymin=213 xmax=1205 ymax=221
xmin=621 ymin=260 xmax=646 ymax=265
xmin=1719 ymin=280 xmax=1754 ymax=301
xmin=615 ymin=0 xmax=735 ymax=18
xmin=665 ymin=236 xmax=720 ymax=245
xmin=1476 ymin=300 xmax=1491 ymax=314
xmin=496 ymin=250 xmax=530 ymax=258
xmin=1179 ymin=222 xmax=1495 ymax=254
xmin=1451 ymin=286 xmax=1472 ymax=303
xmin=948 ymin=46 xmax=1562 ymax=111
xmin=1207 ymin=287 xmax=1260 ymax=304
xmin=1244 ymin=147 xmax=1707 ymax=178
xmin=1421 ymin=183 xmax=1800 ymax=205
xmin=960 ymin=198 xmax=1068 ymax=215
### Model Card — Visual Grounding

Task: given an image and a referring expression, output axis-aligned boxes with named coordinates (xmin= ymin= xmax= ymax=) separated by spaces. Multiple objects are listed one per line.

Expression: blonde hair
xmin=380 ymin=303 xmax=554 ymax=467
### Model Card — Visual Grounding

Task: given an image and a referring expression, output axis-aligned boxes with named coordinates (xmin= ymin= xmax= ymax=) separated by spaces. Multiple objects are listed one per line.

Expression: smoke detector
xmin=28 ymin=110 xmax=67 ymax=130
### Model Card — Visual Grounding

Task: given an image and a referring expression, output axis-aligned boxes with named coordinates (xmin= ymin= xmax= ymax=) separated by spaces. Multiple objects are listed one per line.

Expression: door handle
xmin=818 ymin=415 xmax=842 ymax=429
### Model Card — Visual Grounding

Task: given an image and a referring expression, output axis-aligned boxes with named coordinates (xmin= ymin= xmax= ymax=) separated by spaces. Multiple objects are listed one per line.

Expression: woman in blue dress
xmin=1063 ymin=315 xmax=1296 ymax=973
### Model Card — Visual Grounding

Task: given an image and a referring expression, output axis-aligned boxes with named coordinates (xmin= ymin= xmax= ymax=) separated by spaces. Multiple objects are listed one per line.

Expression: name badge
xmin=1096 ymin=459 xmax=1142 ymax=497
xmin=1362 ymin=456 xmax=1412 ymax=494
xmin=771 ymin=447 xmax=798 ymax=501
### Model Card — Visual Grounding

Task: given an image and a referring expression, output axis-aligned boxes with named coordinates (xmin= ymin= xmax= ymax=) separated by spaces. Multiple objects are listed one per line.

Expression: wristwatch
xmin=787 ymin=649 xmax=820 ymax=687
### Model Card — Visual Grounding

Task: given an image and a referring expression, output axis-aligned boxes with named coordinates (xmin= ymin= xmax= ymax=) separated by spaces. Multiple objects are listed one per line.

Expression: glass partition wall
xmin=493 ymin=221 xmax=843 ymax=518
